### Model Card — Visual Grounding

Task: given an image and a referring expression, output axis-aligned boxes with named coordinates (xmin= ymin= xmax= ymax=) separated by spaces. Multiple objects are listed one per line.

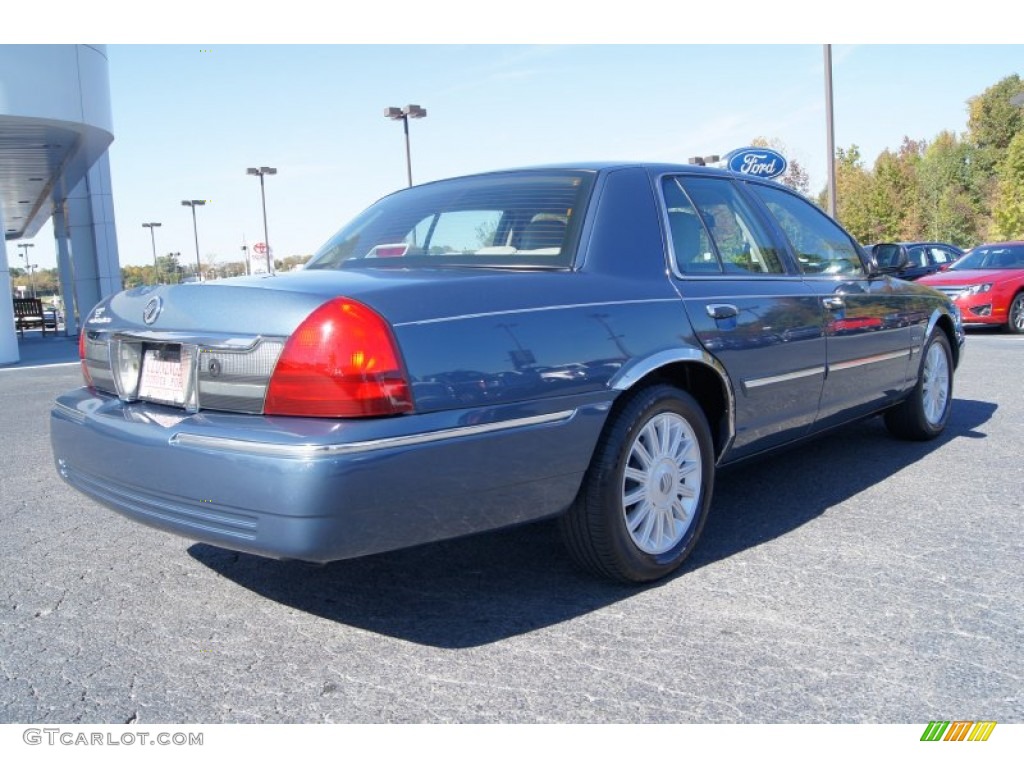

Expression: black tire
xmin=560 ymin=385 xmax=714 ymax=583
xmin=1007 ymin=292 xmax=1024 ymax=334
xmin=884 ymin=331 xmax=953 ymax=441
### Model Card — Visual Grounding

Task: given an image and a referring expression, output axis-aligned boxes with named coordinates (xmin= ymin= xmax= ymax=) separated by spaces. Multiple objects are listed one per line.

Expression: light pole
xmin=246 ymin=167 xmax=277 ymax=274
xmin=181 ymin=200 xmax=205 ymax=279
xmin=824 ymin=44 xmax=837 ymax=218
xmin=384 ymin=104 xmax=427 ymax=187
xmin=18 ymin=243 xmax=37 ymax=298
xmin=142 ymin=222 xmax=161 ymax=283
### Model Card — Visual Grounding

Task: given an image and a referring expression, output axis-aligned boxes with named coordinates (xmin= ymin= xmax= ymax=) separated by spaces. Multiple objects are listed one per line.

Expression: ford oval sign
xmin=726 ymin=147 xmax=788 ymax=180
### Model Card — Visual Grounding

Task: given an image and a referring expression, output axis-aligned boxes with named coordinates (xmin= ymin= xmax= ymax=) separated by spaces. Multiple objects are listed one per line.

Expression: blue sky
xmin=15 ymin=43 xmax=1023 ymax=271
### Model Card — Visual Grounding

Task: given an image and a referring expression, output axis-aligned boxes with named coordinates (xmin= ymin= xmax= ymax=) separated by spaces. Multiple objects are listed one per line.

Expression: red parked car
xmin=918 ymin=241 xmax=1024 ymax=333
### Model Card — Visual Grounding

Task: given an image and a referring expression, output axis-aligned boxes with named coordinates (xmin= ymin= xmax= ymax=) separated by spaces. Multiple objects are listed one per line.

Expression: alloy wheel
xmin=621 ymin=412 xmax=702 ymax=555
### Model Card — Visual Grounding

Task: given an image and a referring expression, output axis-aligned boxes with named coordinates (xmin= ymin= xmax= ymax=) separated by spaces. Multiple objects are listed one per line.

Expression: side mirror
xmin=869 ymin=243 xmax=908 ymax=275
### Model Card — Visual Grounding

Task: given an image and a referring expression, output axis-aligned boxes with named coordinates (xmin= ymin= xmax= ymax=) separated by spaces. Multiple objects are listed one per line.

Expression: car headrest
xmin=521 ymin=219 xmax=567 ymax=251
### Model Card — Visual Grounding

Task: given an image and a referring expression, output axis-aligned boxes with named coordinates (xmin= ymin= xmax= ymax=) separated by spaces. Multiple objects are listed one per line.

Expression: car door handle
xmin=706 ymin=304 xmax=738 ymax=320
xmin=822 ymin=297 xmax=845 ymax=311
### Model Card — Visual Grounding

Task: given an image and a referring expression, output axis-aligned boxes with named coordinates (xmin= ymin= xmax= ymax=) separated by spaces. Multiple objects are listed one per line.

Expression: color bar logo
xmin=921 ymin=721 xmax=997 ymax=741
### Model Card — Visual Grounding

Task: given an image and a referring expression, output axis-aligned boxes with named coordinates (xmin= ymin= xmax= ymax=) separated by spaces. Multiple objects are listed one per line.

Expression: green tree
xmin=990 ymin=130 xmax=1024 ymax=239
xmin=781 ymin=159 xmax=810 ymax=196
xmin=274 ymin=254 xmax=313 ymax=272
xmin=750 ymin=136 xmax=810 ymax=195
xmin=155 ymin=253 xmax=183 ymax=283
xmin=916 ymin=131 xmax=985 ymax=246
xmin=11 ymin=267 xmax=59 ymax=297
xmin=122 ymin=265 xmax=149 ymax=288
xmin=832 ymin=145 xmax=875 ymax=242
xmin=867 ymin=140 xmax=923 ymax=242
xmin=967 ymin=74 xmax=1024 ymax=176
xmin=805 ymin=73 xmax=1022 ymax=248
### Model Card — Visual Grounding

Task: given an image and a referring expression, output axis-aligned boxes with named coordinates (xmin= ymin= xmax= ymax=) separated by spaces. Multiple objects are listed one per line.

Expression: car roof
xmin=429 ymin=160 xmax=789 ymax=180
xmin=406 ymin=161 xmax=794 ymax=190
xmin=363 ymin=161 xmax=803 ymax=212
xmin=971 ymin=240 xmax=1024 ymax=248
xmin=892 ymin=241 xmax=963 ymax=248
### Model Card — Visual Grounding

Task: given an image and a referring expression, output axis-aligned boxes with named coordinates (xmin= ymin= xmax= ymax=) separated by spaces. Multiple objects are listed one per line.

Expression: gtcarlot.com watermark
xmin=23 ymin=728 xmax=203 ymax=747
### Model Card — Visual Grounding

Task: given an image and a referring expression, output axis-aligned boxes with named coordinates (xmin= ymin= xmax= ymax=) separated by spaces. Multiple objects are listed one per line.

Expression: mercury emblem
xmin=142 ymin=297 xmax=163 ymax=325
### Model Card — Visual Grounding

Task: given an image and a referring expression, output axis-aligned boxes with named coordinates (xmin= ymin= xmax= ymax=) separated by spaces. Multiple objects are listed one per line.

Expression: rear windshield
xmin=306 ymin=170 xmax=595 ymax=271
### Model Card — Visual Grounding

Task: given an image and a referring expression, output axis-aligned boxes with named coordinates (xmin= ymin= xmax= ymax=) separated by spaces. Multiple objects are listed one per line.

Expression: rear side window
xmin=907 ymin=246 xmax=928 ymax=268
xmin=662 ymin=178 xmax=716 ymax=272
xmin=750 ymin=183 xmax=865 ymax=277
xmin=307 ymin=171 xmax=594 ymax=270
xmin=662 ymin=176 xmax=785 ymax=275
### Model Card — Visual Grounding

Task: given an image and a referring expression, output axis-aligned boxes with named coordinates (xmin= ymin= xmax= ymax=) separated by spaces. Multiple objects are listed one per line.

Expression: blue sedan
xmin=51 ymin=163 xmax=965 ymax=583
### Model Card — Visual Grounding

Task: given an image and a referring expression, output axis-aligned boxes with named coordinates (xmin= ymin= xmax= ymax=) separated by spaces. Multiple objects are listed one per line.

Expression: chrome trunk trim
xmin=169 ymin=409 xmax=578 ymax=458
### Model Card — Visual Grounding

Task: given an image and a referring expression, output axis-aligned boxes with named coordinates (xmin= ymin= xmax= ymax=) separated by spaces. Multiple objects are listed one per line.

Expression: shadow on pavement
xmin=688 ymin=397 xmax=995 ymax=572
xmin=189 ymin=397 xmax=997 ymax=648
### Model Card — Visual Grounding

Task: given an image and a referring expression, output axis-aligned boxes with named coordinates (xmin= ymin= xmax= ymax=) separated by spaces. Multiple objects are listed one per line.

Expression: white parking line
xmin=0 ymin=361 xmax=79 ymax=373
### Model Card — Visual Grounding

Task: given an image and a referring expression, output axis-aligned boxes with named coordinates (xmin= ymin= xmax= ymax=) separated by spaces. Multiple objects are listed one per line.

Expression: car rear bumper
xmin=51 ymin=388 xmax=610 ymax=562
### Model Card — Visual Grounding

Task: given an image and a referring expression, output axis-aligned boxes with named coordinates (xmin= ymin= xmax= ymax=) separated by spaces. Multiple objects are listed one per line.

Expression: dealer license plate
xmin=138 ymin=346 xmax=190 ymax=406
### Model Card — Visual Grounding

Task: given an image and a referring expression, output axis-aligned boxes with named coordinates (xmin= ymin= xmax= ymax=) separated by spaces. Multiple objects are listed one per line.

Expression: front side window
xmin=750 ymin=183 xmax=865 ymax=278
xmin=306 ymin=171 xmax=594 ymax=270
xmin=662 ymin=176 xmax=785 ymax=275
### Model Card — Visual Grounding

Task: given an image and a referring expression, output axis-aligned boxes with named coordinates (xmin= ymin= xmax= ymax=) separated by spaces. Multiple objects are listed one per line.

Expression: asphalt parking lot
xmin=1 ymin=331 xmax=1021 ymax=724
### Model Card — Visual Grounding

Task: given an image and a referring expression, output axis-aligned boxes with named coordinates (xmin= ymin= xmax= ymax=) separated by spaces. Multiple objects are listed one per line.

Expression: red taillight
xmin=264 ymin=297 xmax=413 ymax=417
xmin=78 ymin=332 xmax=94 ymax=388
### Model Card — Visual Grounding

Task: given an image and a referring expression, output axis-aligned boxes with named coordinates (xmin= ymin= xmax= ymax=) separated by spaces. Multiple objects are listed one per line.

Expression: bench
xmin=13 ymin=297 xmax=52 ymax=338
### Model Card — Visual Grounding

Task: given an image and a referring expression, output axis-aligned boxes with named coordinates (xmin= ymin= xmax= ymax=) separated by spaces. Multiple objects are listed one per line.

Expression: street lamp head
xmin=181 ymin=200 xmax=205 ymax=208
xmin=261 ymin=167 xmax=277 ymax=175
xmin=386 ymin=105 xmax=427 ymax=119
xmin=142 ymin=222 xmax=162 ymax=228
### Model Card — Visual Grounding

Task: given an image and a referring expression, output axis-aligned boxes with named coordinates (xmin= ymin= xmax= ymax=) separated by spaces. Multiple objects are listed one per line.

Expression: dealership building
xmin=0 ymin=44 xmax=121 ymax=364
